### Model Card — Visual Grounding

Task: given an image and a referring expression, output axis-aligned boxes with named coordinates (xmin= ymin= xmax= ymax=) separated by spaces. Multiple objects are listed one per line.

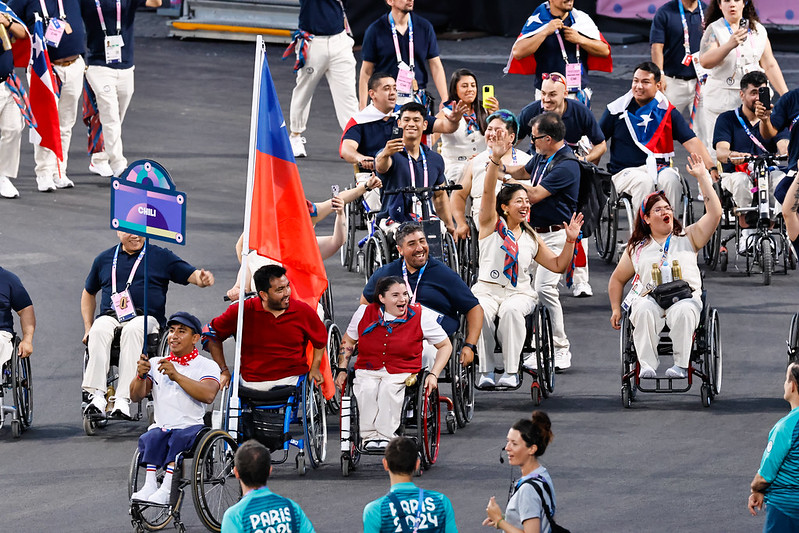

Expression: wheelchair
xmin=437 ymin=315 xmax=476 ymax=430
xmin=619 ymin=290 xmax=722 ymax=408
xmin=339 ymin=369 xmax=440 ymax=477
xmin=595 ymin=168 xmax=694 ymax=264
xmin=81 ymin=322 xmax=167 ymax=436
xmin=1 ymin=335 xmax=33 ymax=438
xmin=788 ymin=312 xmax=799 ymax=365
xmin=474 ymin=304 xmax=555 ymax=406
xmin=703 ymin=154 xmax=796 ymax=285
xmin=128 ymin=427 xmax=240 ymax=533
xmin=321 ymin=286 xmax=343 ymax=414
xmin=455 ymin=216 xmax=479 ymax=287
xmin=341 ymin=177 xmax=380 ymax=274
xmin=363 ymin=184 xmax=461 ymax=282
xmin=222 ymin=373 xmax=327 ymax=476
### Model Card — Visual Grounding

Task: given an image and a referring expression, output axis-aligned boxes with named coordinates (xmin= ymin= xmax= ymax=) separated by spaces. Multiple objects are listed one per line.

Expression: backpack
xmin=515 ymin=477 xmax=570 ymax=533
xmin=550 ymin=150 xmax=611 ymax=238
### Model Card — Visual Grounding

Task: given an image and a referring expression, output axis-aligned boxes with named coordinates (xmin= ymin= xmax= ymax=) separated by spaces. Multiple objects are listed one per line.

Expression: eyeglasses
xmin=542 ymin=72 xmax=567 ymax=89
xmin=651 ymin=207 xmax=673 ymax=215
xmin=531 ymin=134 xmax=549 ymax=142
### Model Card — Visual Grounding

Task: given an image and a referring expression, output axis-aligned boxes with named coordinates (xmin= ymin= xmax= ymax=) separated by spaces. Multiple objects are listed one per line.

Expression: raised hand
xmin=562 ymin=212 xmax=584 ymax=242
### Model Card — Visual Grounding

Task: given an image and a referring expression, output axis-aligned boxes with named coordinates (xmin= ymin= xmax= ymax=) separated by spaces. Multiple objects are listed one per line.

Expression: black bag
xmin=651 ymin=280 xmax=693 ymax=309
xmin=550 ymin=151 xmax=610 ymax=238
xmin=516 ymin=478 xmax=570 ymax=533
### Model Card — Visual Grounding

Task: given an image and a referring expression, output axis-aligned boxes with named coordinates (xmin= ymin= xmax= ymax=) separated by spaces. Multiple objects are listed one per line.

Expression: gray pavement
xmin=1 ymin=13 xmax=799 ymax=532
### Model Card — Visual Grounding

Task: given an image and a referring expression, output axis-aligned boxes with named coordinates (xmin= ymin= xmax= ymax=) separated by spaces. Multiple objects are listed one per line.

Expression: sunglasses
xmin=531 ymin=134 xmax=549 ymax=142
xmin=542 ymin=72 xmax=567 ymax=89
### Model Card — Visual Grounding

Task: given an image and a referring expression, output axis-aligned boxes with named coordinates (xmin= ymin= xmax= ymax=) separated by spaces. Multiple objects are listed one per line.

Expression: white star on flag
xmin=637 ymin=113 xmax=652 ymax=130
xmin=527 ymin=13 xmax=542 ymax=25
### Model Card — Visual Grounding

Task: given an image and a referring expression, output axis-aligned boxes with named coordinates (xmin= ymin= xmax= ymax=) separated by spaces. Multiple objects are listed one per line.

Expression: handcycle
xmin=1 ymin=335 xmax=32 ymax=438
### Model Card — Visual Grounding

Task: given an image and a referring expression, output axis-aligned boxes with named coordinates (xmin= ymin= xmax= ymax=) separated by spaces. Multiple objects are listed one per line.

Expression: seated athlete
xmin=129 ymin=312 xmax=220 ymax=504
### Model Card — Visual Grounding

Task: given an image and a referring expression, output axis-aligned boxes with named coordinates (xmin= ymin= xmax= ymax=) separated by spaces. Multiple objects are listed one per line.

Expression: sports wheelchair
xmin=362 ymin=184 xmax=461 ymax=282
xmin=619 ymin=290 xmax=721 ymax=408
xmin=339 ymin=369 xmax=440 ymax=477
xmin=438 ymin=316 xmax=476 ymax=430
xmin=128 ymin=427 xmax=239 ymax=533
xmin=702 ymin=154 xmax=796 ymax=284
xmin=474 ymin=304 xmax=555 ymax=406
xmin=1 ymin=335 xmax=32 ymax=438
xmin=81 ymin=323 xmax=167 ymax=436
xmin=455 ymin=216 xmax=480 ymax=287
xmin=596 ymin=168 xmax=694 ymax=264
xmin=788 ymin=312 xmax=799 ymax=365
xmin=341 ymin=173 xmax=381 ymax=273
xmin=321 ymin=286 xmax=344 ymax=414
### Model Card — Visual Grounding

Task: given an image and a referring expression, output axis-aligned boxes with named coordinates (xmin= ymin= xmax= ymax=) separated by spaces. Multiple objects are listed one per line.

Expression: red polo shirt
xmin=209 ymin=297 xmax=327 ymax=382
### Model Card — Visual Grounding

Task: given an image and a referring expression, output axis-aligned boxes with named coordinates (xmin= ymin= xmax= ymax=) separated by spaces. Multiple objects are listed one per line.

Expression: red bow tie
xmin=166 ymin=347 xmax=199 ymax=366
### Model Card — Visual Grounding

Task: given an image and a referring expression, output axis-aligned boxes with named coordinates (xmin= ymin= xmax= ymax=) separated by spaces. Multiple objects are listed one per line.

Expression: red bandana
xmin=166 ymin=347 xmax=199 ymax=366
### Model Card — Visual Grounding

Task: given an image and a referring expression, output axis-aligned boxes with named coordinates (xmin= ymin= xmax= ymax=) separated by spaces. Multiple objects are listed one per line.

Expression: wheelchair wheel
xmin=619 ymin=312 xmax=636 ymax=406
xmin=129 ymin=450 xmax=176 ymax=531
xmin=11 ymin=339 xmax=33 ymax=429
xmin=761 ymin=238 xmax=774 ymax=286
xmin=303 ymin=375 xmax=327 ymax=468
xmin=341 ymin=200 xmax=358 ymax=271
xmin=448 ymin=320 xmax=475 ymax=428
xmin=788 ymin=313 xmax=799 ymax=364
xmin=703 ymin=184 xmax=724 ymax=270
xmin=535 ymin=306 xmax=555 ymax=396
xmin=191 ymin=429 xmax=240 ymax=532
xmin=417 ymin=382 xmax=440 ymax=470
xmin=339 ymin=387 xmax=361 ymax=477
xmin=705 ymin=308 xmax=722 ymax=396
xmin=325 ymin=322 xmax=342 ymax=413
xmin=364 ymin=230 xmax=390 ymax=283
xmin=595 ymin=185 xmax=618 ymax=263
xmin=442 ymin=231 xmax=459 ymax=273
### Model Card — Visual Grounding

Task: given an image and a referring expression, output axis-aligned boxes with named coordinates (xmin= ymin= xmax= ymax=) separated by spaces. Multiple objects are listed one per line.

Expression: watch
xmin=463 ymin=342 xmax=478 ymax=355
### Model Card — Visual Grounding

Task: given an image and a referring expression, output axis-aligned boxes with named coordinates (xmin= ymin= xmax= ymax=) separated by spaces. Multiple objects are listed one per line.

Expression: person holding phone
xmin=697 ymin=0 xmax=787 ymax=158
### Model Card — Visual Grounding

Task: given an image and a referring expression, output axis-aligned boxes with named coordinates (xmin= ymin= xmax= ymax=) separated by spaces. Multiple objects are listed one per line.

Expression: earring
xmin=504 ymin=210 xmax=509 ymax=216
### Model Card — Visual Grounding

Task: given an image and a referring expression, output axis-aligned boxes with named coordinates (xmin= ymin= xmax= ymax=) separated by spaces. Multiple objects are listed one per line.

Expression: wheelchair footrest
xmin=637 ymin=377 xmax=692 ymax=393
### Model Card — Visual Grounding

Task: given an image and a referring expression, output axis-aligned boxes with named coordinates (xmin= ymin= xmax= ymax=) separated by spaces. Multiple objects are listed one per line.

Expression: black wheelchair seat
xmin=239 ymin=384 xmax=296 ymax=405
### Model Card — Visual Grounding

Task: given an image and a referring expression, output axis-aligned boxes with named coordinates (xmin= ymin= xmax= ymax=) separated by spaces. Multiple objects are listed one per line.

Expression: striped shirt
xmin=759 ymin=406 xmax=799 ymax=520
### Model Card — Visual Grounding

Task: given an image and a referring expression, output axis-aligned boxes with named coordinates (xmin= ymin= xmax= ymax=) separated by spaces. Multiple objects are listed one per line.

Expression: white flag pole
xmin=229 ymin=35 xmax=265 ymax=435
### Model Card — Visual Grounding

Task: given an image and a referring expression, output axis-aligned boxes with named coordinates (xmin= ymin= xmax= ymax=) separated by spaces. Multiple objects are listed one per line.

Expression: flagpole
xmin=229 ymin=35 xmax=265 ymax=436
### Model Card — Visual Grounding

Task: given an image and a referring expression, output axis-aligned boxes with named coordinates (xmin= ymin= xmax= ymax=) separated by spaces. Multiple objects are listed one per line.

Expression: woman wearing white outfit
xmin=472 ymin=116 xmax=582 ymax=388
xmin=435 ymin=69 xmax=498 ymax=184
xmin=698 ymin=0 xmax=787 ymax=157
xmin=609 ymin=154 xmax=721 ymax=379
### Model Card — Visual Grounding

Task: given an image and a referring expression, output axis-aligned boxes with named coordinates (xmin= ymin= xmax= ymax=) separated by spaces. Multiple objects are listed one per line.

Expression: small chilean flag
xmin=29 ymin=16 xmax=62 ymax=161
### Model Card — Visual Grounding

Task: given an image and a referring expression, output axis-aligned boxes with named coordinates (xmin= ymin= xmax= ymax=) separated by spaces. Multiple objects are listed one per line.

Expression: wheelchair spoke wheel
xmin=443 ymin=232 xmax=459 ymax=274
xmin=325 ymin=323 xmax=342 ymax=413
xmin=341 ymin=200 xmax=358 ymax=271
xmin=364 ymin=232 xmax=390 ymax=283
xmin=304 ymin=376 xmax=327 ymax=468
xmin=703 ymin=184 xmax=723 ymax=270
xmin=11 ymin=339 xmax=33 ymax=428
xmin=595 ymin=186 xmax=618 ymax=263
xmin=761 ymin=238 xmax=774 ymax=286
xmin=192 ymin=429 xmax=240 ymax=532
xmin=788 ymin=313 xmax=799 ymax=365
xmin=708 ymin=309 xmax=722 ymax=396
xmin=535 ymin=306 xmax=555 ymax=395
xmin=129 ymin=450 xmax=175 ymax=531
xmin=420 ymin=386 xmax=440 ymax=469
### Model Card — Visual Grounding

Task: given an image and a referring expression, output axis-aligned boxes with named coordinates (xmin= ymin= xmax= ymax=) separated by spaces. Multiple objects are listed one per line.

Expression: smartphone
xmin=482 ymin=85 xmax=495 ymax=108
xmin=739 ymin=18 xmax=748 ymax=30
xmin=331 ymin=184 xmax=340 ymax=197
xmin=391 ymin=125 xmax=403 ymax=140
xmin=758 ymin=86 xmax=770 ymax=108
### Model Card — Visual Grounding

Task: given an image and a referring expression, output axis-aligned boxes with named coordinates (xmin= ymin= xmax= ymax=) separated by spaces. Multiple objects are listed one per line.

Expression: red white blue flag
xmin=29 ymin=16 xmax=62 ymax=161
xmin=607 ymin=90 xmax=675 ymax=158
xmin=0 ymin=1 xmax=30 ymax=67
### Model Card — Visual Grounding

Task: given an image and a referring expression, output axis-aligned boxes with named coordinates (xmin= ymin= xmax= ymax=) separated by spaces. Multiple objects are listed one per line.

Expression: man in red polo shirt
xmin=203 ymin=265 xmax=326 ymax=390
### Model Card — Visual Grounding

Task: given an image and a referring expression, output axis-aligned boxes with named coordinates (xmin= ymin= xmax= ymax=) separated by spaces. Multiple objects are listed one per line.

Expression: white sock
xmin=144 ymin=465 xmax=157 ymax=487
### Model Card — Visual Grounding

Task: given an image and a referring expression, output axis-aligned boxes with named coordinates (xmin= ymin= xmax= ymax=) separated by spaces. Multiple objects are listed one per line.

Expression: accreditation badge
xmin=565 ymin=63 xmax=581 ymax=92
xmin=104 ymin=35 xmax=124 ymax=64
xmin=44 ymin=18 xmax=66 ymax=48
xmin=111 ymin=289 xmax=136 ymax=322
xmin=396 ymin=61 xmax=415 ymax=94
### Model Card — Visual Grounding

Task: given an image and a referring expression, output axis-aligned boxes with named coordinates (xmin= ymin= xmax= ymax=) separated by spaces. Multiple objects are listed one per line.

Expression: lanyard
xmin=553 ymin=12 xmax=578 ymax=64
xmin=658 ymin=233 xmax=672 ymax=267
xmin=334 ymin=0 xmax=352 ymax=36
xmin=790 ymin=114 xmax=799 ymax=133
xmin=39 ymin=0 xmax=65 ymax=20
xmin=407 ymin=147 xmax=428 ymax=188
xmin=112 ymin=243 xmax=145 ymax=294
xmin=677 ymin=0 xmax=704 ymax=55
xmin=389 ymin=12 xmax=413 ymax=70
xmin=411 ymin=489 xmax=424 ymax=533
xmin=95 ymin=0 xmax=121 ymax=36
xmin=532 ymin=146 xmax=563 ymax=186
xmin=722 ymin=17 xmax=750 ymax=60
xmin=734 ymin=107 xmax=768 ymax=153
xmin=402 ymin=259 xmax=426 ymax=305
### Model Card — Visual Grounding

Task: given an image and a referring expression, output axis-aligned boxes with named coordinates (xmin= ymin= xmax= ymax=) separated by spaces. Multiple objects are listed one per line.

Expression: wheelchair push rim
xmin=191 ymin=429 xmax=240 ymax=532
xmin=11 ymin=337 xmax=33 ymax=429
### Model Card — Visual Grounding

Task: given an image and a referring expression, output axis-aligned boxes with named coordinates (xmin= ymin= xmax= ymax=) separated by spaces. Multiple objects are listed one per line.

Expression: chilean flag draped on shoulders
xmin=244 ymin=40 xmax=333 ymax=399
xmin=504 ymin=1 xmax=612 ymax=76
xmin=29 ymin=16 xmax=62 ymax=160
xmin=0 ymin=1 xmax=30 ymax=67
xmin=338 ymin=103 xmax=392 ymax=157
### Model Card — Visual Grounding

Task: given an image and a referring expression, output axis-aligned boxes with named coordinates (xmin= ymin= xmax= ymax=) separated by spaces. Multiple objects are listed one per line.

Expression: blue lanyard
xmin=677 ymin=0 xmax=704 ymax=54
xmin=659 ymin=233 xmax=672 ymax=267
xmin=790 ymin=114 xmax=799 ymax=133
xmin=111 ymin=242 xmax=145 ymax=294
xmin=734 ymin=107 xmax=767 ymax=153
xmin=406 ymin=147 xmax=428 ymax=188
xmin=532 ymin=146 xmax=563 ymax=186
xmin=388 ymin=12 xmax=413 ymax=70
xmin=402 ymin=259 xmax=426 ymax=305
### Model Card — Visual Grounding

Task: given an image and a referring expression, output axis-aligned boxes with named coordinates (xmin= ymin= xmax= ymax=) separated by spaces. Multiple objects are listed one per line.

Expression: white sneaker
xmin=111 ymin=397 xmax=132 ymax=419
xmin=554 ymin=348 xmax=572 ymax=371
xmin=496 ymin=372 xmax=519 ymax=388
xmin=523 ymin=352 xmax=538 ymax=370
xmin=477 ymin=372 xmax=495 ymax=388
xmin=89 ymin=160 xmax=114 ymax=177
xmin=53 ymin=174 xmax=74 ymax=189
xmin=572 ymin=282 xmax=593 ymax=298
xmin=111 ymin=165 xmax=128 ymax=178
xmin=290 ymin=134 xmax=307 ymax=158
xmin=665 ymin=365 xmax=688 ymax=379
xmin=0 ymin=176 xmax=20 ymax=198
xmin=638 ymin=361 xmax=656 ymax=379
xmin=36 ymin=175 xmax=57 ymax=192
xmin=739 ymin=228 xmax=756 ymax=255
xmin=131 ymin=483 xmax=158 ymax=502
xmin=84 ymin=391 xmax=107 ymax=414
xmin=146 ymin=485 xmax=171 ymax=505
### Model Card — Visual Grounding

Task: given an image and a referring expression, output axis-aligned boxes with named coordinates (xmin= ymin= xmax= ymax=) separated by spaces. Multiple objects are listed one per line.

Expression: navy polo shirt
xmin=531 ymin=10 xmax=590 ymax=90
xmin=0 ymin=267 xmax=33 ymax=334
xmin=361 ymin=13 xmax=439 ymax=91
xmin=771 ymin=89 xmax=799 ymax=171
xmin=84 ymin=244 xmax=196 ymax=326
xmin=518 ymin=99 xmax=604 ymax=150
xmin=524 ymin=145 xmax=580 ymax=227
xmin=713 ymin=106 xmax=789 ymax=173
xmin=363 ymin=257 xmax=479 ymax=336
xmin=650 ymin=0 xmax=706 ymax=79
xmin=599 ymin=101 xmax=696 ymax=174
xmin=376 ymin=144 xmax=445 ymax=223
xmin=80 ymin=0 xmax=146 ymax=69
xmin=0 ymin=47 xmax=12 ymax=80
xmin=298 ymin=0 xmax=344 ymax=36
xmin=342 ymin=115 xmax=437 ymax=159
xmin=8 ymin=0 xmax=85 ymax=60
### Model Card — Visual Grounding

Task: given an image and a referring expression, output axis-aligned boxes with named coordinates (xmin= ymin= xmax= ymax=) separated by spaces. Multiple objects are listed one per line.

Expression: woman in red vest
xmin=335 ymin=276 xmax=452 ymax=451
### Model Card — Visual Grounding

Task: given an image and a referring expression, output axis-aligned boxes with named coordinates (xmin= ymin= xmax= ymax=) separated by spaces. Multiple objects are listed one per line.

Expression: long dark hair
xmin=373 ymin=276 xmax=405 ymax=302
xmin=704 ymin=0 xmax=761 ymax=32
xmin=496 ymin=184 xmax=536 ymax=238
xmin=627 ymin=191 xmax=685 ymax=254
xmin=447 ymin=68 xmax=488 ymax=135
xmin=511 ymin=411 xmax=553 ymax=457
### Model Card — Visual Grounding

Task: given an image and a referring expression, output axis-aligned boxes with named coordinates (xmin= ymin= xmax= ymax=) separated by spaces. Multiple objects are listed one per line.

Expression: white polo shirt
xmin=146 ymin=354 xmax=220 ymax=430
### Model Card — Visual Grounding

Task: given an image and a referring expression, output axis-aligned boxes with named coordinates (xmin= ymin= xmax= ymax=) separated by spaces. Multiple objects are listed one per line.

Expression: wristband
xmin=462 ymin=342 xmax=478 ymax=355
xmin=336 ymin=368 xmax=348 ymax=375
xmin=137 ymin=373 xmax=147 ymax=381
xmin=489 ymin=158 xmax=502 ymax=167
xmin=566 ymin=239 xmax=576 ymax=243
xmin=496 ymin=517 xmax=504 ymax=530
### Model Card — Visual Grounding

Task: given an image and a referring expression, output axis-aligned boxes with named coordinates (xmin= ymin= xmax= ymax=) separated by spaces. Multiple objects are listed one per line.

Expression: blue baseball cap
xmin=167 ymin=311 xmax=202 ymax=334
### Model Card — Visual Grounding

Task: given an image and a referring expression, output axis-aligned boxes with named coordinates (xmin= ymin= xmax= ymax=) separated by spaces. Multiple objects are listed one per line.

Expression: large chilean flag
xmin=29 ymin=17 xmax=62 ymax=161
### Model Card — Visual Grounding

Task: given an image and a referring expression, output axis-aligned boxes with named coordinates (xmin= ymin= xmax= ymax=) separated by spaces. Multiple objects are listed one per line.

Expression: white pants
xmin=721 ymin=170 xmax=786 ymax=216
xmin=472 ymin=281 xmax=537 ymax=373
xmin=662 ymin=75 xmax=705 ymax=145
xmin=0 ymin=83 xmax=24 ymax=179
xmin=353 ymin=367 xmax=410 ymax=442
xmin=241 ymin=375 xmax=300 ymax=391
xmin=289 ymin=31 xmax=358 ymax=133
xmin=630 ymin=295 xmax=701 ymax=369
xmin=0 ymin=330 xmax=13 ymax=369
xmin=530 ymin=229 xmax=570 ymax=350
xmin=33 ymin=57 xmax=85 ymax=179
xmin=612 ymin=165 xmax=682 ymax=216
xmin=85 ymin=65 xmax=135 ymax=173
xmin=82 ymin=315 xmax=158 ymax=401
xmin=572 ymin=239 xmax=589 ymax=286
xmin=698 ymin=85 xmax=740 ymax=160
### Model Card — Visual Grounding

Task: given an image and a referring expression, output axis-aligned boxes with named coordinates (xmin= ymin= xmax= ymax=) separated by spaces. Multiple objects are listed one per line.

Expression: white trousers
xmin=289 ymin=31 xmax=358 ymax=133
xmin=612 ymin=165 xmax=682 ymax=216
xmin=721 ymin=170 xmax=786 ymax=216
xmin=472 ymin=281 xmax=537 ymax=373
xmin=698 ymin=85 xmax=740 ymax=160
xmin=530 ymin=229 xmax=570 ymax=350
xmin=630 ymin=295 xmax=701 ymax=369
xmin=0 ymin=330 xmax=13 ymax=369
xmin=82 ymin=315 xmax=158 ymax=401
xmin=33 ymin=56 xmax=85 ymax=179
xmin=662 ymin=75 xmax=706 ymax=146
xmin=353 ymin=367 xmax=410 ymax=442
xmin=0 ymin=83 xmax=24 ymax=179
xmin=572 ymin=239 xmax=589 ymax=286
xmin=85 ymin=65 xmax=135 ymax=172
